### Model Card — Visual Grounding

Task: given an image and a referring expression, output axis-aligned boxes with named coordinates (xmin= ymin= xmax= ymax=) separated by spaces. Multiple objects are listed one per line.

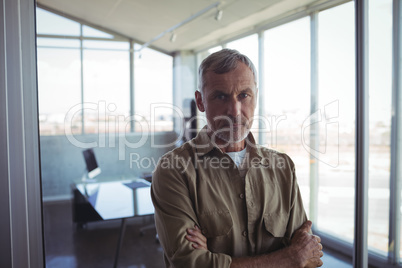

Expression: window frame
xmin=389 ymin=0 xmax=402 ymax=265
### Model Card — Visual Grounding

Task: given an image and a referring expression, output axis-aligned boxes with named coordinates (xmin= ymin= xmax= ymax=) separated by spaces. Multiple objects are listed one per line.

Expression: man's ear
xmin=195 ymin=90 xmax=205 ymax=112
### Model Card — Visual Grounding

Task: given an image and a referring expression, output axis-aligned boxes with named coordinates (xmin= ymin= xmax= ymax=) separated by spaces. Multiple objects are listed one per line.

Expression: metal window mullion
xmin=389 ymin=0 xmax=402 ymax=264
xmin=130 ymin=40 xmax=135 ymax=132
xmin=37 ymin=33 xmax=127 ymax=42
xmin=258 ymin=31 xmax=266 ymax=146
xmin=172 ymin=53 xmax=179 ymax=133
xmin=354 ymin=0 xmax=369 ymax=267
xmin=309 ymin=12 xmax=319 ymax=225
xmin=80 ymin=24 xmax=85 ymax=134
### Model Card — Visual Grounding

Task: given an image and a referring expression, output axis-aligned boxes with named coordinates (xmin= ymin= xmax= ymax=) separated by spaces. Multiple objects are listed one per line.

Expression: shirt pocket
xmin=198 ymin=210 xmax=233 ymax=254
xmin=263 ymin=212 xmax=288 ymax=237
xmin=198 ymin=209 xmax=233 ymax=238
xmin=261 ymin=212 xmax=290 ymax=253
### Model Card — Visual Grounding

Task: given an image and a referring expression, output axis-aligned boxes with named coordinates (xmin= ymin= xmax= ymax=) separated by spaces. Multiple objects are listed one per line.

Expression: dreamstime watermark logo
xmin=63 ymin=100 xmax=340 ymax=167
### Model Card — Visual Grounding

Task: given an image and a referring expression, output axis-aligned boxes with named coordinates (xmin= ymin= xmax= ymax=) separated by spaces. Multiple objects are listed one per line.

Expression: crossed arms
xmin=151 ymin=148 xmax=324 ymax=267
xmin=186 ymin=221 xmax=323 ymax=268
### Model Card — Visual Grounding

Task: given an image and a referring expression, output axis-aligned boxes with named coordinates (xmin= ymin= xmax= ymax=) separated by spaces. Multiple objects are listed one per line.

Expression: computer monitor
xmin=82 ymin=148 xmax=101 ymax=179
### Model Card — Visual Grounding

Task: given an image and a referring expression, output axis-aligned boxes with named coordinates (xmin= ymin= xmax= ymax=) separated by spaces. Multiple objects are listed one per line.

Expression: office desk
xmin=72 ymin=177 xmax=154 ymax=268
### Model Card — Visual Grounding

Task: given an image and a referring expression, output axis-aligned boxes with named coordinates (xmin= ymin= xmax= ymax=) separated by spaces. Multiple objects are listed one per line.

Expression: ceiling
xmin=37 ymin=0 xmax=326 ymax=54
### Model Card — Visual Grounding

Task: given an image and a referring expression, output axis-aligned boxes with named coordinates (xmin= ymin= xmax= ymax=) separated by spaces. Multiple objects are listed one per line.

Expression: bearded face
xmin=195 ymin=62 xmax=257 ymax=147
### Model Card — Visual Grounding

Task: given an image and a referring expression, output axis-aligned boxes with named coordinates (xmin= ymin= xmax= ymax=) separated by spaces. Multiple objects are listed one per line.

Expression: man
xmin=151 ymin=49 xmax=323 ymax=267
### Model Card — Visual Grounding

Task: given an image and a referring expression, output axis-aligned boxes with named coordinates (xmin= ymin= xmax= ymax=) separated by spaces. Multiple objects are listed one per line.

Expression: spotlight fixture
xmin=215 ymin=9 xmax=223 ymax=21
xmin=136 ymin=1 xmax=221 ymax=52
xmin=170 ymin=32 xmax=177 ymax=42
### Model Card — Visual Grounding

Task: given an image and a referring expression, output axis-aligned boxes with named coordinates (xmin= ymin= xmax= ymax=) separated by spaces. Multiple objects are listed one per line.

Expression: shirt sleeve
xmin=151 ymin=153 xmax=232 ymax=268
xmin=284 ymin=156 xmax=309 ymax=244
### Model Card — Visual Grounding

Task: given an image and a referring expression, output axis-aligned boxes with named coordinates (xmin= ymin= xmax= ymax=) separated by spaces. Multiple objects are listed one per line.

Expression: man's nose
xmin=227 ymin=98 xmax=241 ymax=117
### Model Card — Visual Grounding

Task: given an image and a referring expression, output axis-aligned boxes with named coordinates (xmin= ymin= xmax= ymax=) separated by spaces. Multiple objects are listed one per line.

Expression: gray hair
xmin=198 ymin=48 xmax=258 ymax=92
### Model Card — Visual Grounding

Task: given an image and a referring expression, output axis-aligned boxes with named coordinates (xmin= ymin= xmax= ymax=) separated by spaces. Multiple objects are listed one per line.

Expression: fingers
xmin=314 ymin=243 xmax=324 ymax=267
xmin=306 ymin=248 xmax=324 ymax=268
xmin=185 ymin=229 xmax=203 ymax=243
xmin=316 ymin=250 xmax=324 ymax=267
xmin=185 ymin=226 xmax=208 ymax=250
xmin=194 ymin=226 xmax=205 ymax=239
xmin=188 ymin=226 xmax=207 ymax=243
xmin=318 ymin=243 xmax=323 ymax=251
xmin=291 ymin=222 xmax=324 ymax=267
xmin=313 ymin=235 xmax=323 ymax=256
xmin=313 ymin=247 xmax=324 ymax=257
xmin=313 ymin=234 xmax=321 ymax=243
xmin=297 ymin=220 xmax=312 ymax=233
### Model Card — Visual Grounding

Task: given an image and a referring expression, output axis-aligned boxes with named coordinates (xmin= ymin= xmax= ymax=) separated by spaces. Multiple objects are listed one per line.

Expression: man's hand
xmin=186 ymin=225 xmax=208 ymax=250
xmin=290 ymin=220 xmax=323 ymax=268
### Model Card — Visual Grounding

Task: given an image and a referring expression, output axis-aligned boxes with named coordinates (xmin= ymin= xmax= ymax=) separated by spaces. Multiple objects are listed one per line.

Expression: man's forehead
xmin=205 ymin=83 xmax=257 ymax=97
xmin=206 ymin=65 xmax=254 ymax=80
xmin=205 ymin=71 xmax=256 ymax=88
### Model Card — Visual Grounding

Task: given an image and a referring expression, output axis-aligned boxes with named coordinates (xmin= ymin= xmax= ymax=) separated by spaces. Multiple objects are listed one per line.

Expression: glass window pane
xmin=317 ymin=2 xmax=355 ymax=242
xmin=367 ymin=0 xmax=392 ymax=255
xmin=226 ymin=34 xmax=259 ymax=68
xmin=83 ymin=49 xmax=130 ymax=133
xmin=37 ymin=48 xmax=82 ymax=135
xmin=264 ymin=17 xmax=311 ymax=215
xmin=134 ymin=46 xmax=173 ymax=132
xmin=36 ymin=8 xmax=80 ymax=36
xmin=37 ymin=37 xmax=80 ymax=48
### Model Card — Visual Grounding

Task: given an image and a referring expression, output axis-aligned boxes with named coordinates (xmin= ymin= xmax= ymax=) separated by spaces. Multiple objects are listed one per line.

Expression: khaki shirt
xmin=151 ymin=127 xmax=307 ymax=267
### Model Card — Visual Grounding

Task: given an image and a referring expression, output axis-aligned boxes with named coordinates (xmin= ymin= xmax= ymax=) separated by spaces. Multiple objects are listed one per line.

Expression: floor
xmin=43 ymin=200 xmax=353 ymax=268
xmin=43 ymin=200 xmax=164 ymax=268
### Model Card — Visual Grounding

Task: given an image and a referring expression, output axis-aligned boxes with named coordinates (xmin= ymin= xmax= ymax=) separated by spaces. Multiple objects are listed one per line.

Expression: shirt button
xmin=242 ymin=230 xmax=248 ymax=237
xmin=261 ymin=158 xmax=269 ymax=166
xmin=239 ymin=193 xmax=245 ymax=199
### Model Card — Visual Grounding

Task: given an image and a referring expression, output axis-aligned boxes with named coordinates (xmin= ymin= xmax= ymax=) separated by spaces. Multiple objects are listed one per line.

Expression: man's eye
xmin=217 ymin=94 xmax=226 ymax=100
xmin=239 ymin=93 xmax=249 ymax=99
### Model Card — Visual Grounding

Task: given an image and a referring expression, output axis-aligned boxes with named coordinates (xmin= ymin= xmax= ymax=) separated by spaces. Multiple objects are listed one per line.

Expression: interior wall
xmin=40 ymin=131 xmax=178 ymax=200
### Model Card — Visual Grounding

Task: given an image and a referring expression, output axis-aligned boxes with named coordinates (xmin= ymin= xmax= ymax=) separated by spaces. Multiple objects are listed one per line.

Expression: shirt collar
xmin=189 ymin=126 xmax=216 ymax=156
xmin=190 ymin=125 xmax=265 ymax=164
